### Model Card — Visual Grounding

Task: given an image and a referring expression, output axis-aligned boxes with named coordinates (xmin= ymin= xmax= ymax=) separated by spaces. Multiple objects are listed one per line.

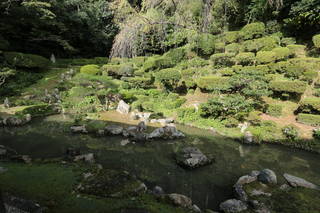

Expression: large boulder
xmin=117 ymin=100 xmax=130 ymax=114
xmin=258 ymin=169 xmax=277 ymax=185
xmin=105 ymin=125 xmax=124 ymax=135
xmin=219 ymin=199 xmax=248 ymax=213
xmin=122 ymin=126 xmax=148 ymax=142
xmin=147 ymin=126 xmax=185 ymax=140
xmin=175 ymin=147 xmax=212 ymax=169
xmin=283 ymin=173 xmax=319 ymax=190
xmin=167 ymin=193 xmax=192 ymax=208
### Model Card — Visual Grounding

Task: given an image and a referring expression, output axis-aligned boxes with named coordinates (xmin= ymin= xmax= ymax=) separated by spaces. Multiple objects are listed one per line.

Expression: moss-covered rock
xmin=80 ymin=64 xmax=100 ymax=75
xmin=240 ymin=22 xmax=265 ymax=40
xmin=4 ymin=52 xmax=50 ymax=69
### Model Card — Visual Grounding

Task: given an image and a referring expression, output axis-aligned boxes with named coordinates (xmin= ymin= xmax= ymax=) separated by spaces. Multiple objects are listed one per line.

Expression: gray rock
xmin=120 ymin=139 xmax=131 ymax=146
xmin=134 ymin=183 xmax=147 ymax=194
xmin=175 ymin=147 xmax=211 ymax=169
xmin=152 ymin=186 xmax=164 ymax=195
xmin=137 ymin=121 xmax=147 ymax=132
xmin=70 ymin=125 xmax=88 ymax=134
xmin=258 ymin=169 xmax=277 ymax=185
xmin=279 ymin=184 xmax=291 ymax=191
xmin=4 ymin=97 xmax=10 ymax=108
xmin=117 ymin=100 xmax=130 ymax=114
xmin=236 ymin=175 xmax=257 ymax=185
xmin=192 ymin=204 xmax=201 ymax=212
xmin=233 ymin=184 xmax=248 ymax=201
xmin=243 ymin=131 xmax=254 ymax=144
xmin=105 ymin=125 xmax=124 ymax=135
xmin=283 ymin=173 xmax=319 ymax=190
xmin=220 ymin=199 xmax=248 ymax=213
xmin=147 ymin=126 xmax=185 ymax=140
xmin=74 ymin=153 xmax=95 ymax=164
xmin=167 ymin=193 xmax=192 ymax=208
xmin=250 ymin=189 xmax=271 ymax=197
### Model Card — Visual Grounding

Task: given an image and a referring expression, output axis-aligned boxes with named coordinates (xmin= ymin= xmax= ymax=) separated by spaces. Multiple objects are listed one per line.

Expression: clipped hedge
xmin=281 ymin=37 xmax=296 ymax=46
xmin=297 ymin=113 xmax=320 ymax=126
xmin=15 ymin=104 xmax=59 ymax=117
xmin=127 ymin=77 xmax=154 ymax=89
xmin=234 ymin=52 xmax=256 ymax=66
xmin=196 ymin=76 xmax=231 ymax=92
xmin=163 ymin=47 xmax=186 ymax=64
xmin=142 ymin=56 xmax=173 ymax=72
xmin=102 ymin=64 xmax=120 ymax=76
xmin=269 ymin=80 xmax=307 ymax=94
xmin=256 ymin=51 xmax=276 ymax=64
xmin=155 ymin=68 xmax=181 ymax=90
xmin=80 ymin=64 xmax=100 ymax=75
xmin=193 ymin=33 xmax=216 ymax=55
xmin=224 ymin=31 xmax=240 ymax=44
xmin=267 ymin=103 xmax=283 ymax=117
xmin=243 ymin=36 xmax=278 ymax=52
xmin=312 ymin=34 xmax=320 ymax=48
xmin=4 ymin=52 xmax=50 ymax=69
xmin=225 ymin=43 xmax=242 ymax=54
xmin=210 ymin=53 xmax=235 ymax=67
xmin=272 ymin=47 xmax=292 ymax=61
xmin=299 ymin=97 xmax=320 ymax=114
xmin=240 ymin=22 xmax=265 ymax=40
xmin=287 ymin=45 xmax=306 ymax=57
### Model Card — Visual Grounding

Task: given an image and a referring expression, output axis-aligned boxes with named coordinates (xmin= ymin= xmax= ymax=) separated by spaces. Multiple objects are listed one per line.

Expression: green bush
xmin=281 ymin=37 xmax=296 ymax=46
xmin=247 ymin=111 xmax=262 ymax=126
xmin=234 ymin=52 xmax=256 ymax=66
xmin=256 ymin=51 xmax=276 ymax=64
xmin=163 ymin=47 xmax=186 ymax=64
xmin=223 ymin=117 xmax=239 ymax=128
xmin=224 ymin=31 xmax=240 ymax=44
xmin=118 ymin=64 xmax=134 ymax=77
xmin=196 ymin=76 xmax=231 ymax=92
xmin=312 ymin=34 xmax=320 ymax=48
xmin=248 ymin=120 xmax=281 ymax=142
xmin=127 ymin=77 xmax=154 ymax=89
xmin=301 ymin=70 xmax=318 ymax=83
xmin=267 ymin=104 xmax=283 ymax=117
xmin=85 ymin=120 xmax=106 ymax=133
xmin=297 ymin=113 xmax=320 ymax=126
xmin=155 ymin=68 xmax=181 ymax=90
xmin=214 ymin=42 xmax=225 ymax=53
xmin=243 ymin=36 xmax=279 ymax=52
xmin=210 ymin=53 xmax=235 ymax=67
xmin=225 ymin=43 xmax=242 ymax=54
xmin=15 ymin=104 xmax=59 ymax=117
xmin=218 ymin=68 xmax=234 ymax=76
xmin=312 ymin=129 xmax=320 ymax=139
xmin=269 ymin=80 xmax=307 ymax=94
xmin=80 ymin=64 xmax=100 ymax=75
xmin=240 ymin=22 xmax=265 ymax=40
xmin=102 ymin=64 xmax=120 ymax=76
xmin=192 ymin=33 xmax=215 ymax=55
xmin=4 ymin=52 xmax=50 ymax=69
xmin=200 ymin=94 xmax=253 ymax=120
xmin=282 ymin=125 xmax=299 ymax=140
xmin=142 ymin=56 xmax=173 ymax=72
xmin=272 ymin=47 xmax=292 ymax=61
xmin=287 ymin=45 xmax=306 ymax=57
xmin=299 ymin=97 xmax=320 ymax=114
xmin=109 ymin=57 xmax=129 ymax=65
xmin=177 ymin=107 xmax=199 ymax=123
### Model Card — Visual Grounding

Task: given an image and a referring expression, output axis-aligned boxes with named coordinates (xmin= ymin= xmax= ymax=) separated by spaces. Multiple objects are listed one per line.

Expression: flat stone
xmin=283 ymin=173 xmax=319 ymax=190
xmin=167 ymin=193 xmax=192 ymax=208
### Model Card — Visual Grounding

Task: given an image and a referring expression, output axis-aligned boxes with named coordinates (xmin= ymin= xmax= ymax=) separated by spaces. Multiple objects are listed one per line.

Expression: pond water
xmin=0 ymin=115 xmax=319 ymax=211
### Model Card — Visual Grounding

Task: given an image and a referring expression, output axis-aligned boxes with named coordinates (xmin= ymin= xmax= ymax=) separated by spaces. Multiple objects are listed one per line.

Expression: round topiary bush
xmin=234 ymin=52 xmax=256 ymax=66
xmin=80 ymin=64 xmax=101 ymax=75
xmin=272 ymin=47 xmax=292 ymax=61
xmin=256 ymin=51 xmax=277 ymax=64
xmin=4 ymin=52 xmax=50 ymax=69
xmin=240 ymin=22 xmax=265 ymax=40
xmin=312 ymin=34 xmax=320 ymax=48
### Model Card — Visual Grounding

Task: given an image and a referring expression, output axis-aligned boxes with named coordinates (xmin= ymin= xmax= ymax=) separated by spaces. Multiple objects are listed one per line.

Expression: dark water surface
xmin=0 ymin=115 xmax=319 ymax=210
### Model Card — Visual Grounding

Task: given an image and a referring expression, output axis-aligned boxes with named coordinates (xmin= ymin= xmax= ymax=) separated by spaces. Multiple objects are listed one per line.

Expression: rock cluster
xmin=0 ymin=114 xmax=31 ymax=127
xmin=175 ymin=147 xmax=212 ymax=169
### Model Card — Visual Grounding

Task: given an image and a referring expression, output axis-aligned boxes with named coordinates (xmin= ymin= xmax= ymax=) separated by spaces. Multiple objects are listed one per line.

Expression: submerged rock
xmin=152 ymin=186 xmax=164 ymax=195
xmin=117 ymin=100 xmax=130 ymax=114
xmin=10 ymin=155 xmax=32 ymax=164
xmin=283 ymin=173 xmax=319 ymax=190
xmin=258 ymin=169 xmax=277 ymax=185
xmin=3 ymin=193 xmax=43 ymax=213
xmin=74 ymin=153 xmax=95 ymax=164
xmin=167 ymin=193 xmax=192 ymax=208
xmin=243 ymin=131 xmax=254 ymax=144
xmin=70 ymin=125 xmax=88 ymax=134
xmin=175 ymin=147 xmax=212 ymax=169
xmin=1 ymin=114 xmax=32 ymax=127
xmin=219 ymin=199 xmax=248 ymax=213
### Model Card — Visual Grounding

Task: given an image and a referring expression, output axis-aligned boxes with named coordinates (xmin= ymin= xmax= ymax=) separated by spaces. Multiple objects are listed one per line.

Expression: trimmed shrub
xmin=196 ymin=76 xmax=231 ymax=92
xmin=80 ymin=64 xmax=100 ymax=75
xmin=214 ymin=42 xmax=225 ymax=53
xmin=269 ymin=80 xmax=307 ymax=94
xmin=218 ymin=68 xmax=234 ymax=76
xmin=225 ymin=43 xmax=242 ymax=54
xmin=15 ymin=104 xmax=59 ymax=117
xmin=301 ymin=70 xmax=318 ymax=83
xmin=210 ymin=53 xmax=235 ymax=67
xmin=223 ymin=117 xmax=239 ymax=128
xmin=247 ymin=111 xmax=262 ymax=126
xmin=102 ymin=64 xmax=120 ymax=76
xmin=181 ymin=68 xmax=196 ymax=79
xmin=287 ymin=45 xmax=306 ymax=57
xmin=4 ymin=52 xmax=49 ymax=69
xmin=127 ymin=77 xmax=154 ymax=89
xmin=243 ymin=36 xmax=278 ymax=52
xmin=281 ymin=37 xmax=296 ymax=46
xmin=256 ymin=51 xmax=276 ymax=64
xmin=267 ymin=103 xmax=283 ymax=117
xmin=299 ymin=97 xmax=320 ymax=114
xmin=142 ymin=56 xmax=173 ymax=72
xmin=193 ymin=33 xmax=215 ymax=56
xmin=282 ymin=125 xmax=299 ymax=140
xmin=312 ymin=34 xmax=320 ymax=48
xmin=224 ymin=31 xmax=240 ymax=44
xmin=163 ymin=47 xmax=186 ymax=64
xmin=256 ymin=65 xmax=271 ymax=74
xmin=234 ymin=52 xmax=256 ymax=66
xmin=118 ymin=64 xmax=134 ymax=77
xmin=240 ymin=22 xmax=265 ymax=40
xmin=272 ymin=47 xmax=292 ymax=61
xmin=155 ymin=68 xmax=181 ymax=90
xmin=131 ymin=57 xmax=147 ymax=67
xmin=109 ymin=57 xmax=129 ymax=65
xmin=297 ymin=113 xmax=320 ymax=126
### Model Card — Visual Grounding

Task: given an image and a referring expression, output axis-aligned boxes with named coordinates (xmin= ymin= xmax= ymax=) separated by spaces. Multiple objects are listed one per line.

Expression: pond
xmin=0 ymin=114 xmax=319 ymax=211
